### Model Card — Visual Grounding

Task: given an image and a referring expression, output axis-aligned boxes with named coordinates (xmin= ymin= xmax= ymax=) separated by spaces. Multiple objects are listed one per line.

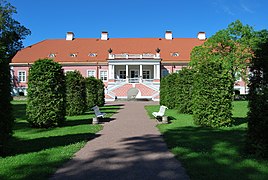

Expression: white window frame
xmin=87 ymin=70 xmax=96 ymax=77
xmin=18 ymin=70 xmax=26 ymax=82
xmin=99 ymin=70 xmax=108 ymax=82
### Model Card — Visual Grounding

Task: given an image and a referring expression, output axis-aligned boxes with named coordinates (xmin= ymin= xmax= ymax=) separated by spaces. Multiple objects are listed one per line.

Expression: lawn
xmin=0 ymin=100 xmax=121 ymax=180
xmin=145 ymin=101 xmax=268 ymax=180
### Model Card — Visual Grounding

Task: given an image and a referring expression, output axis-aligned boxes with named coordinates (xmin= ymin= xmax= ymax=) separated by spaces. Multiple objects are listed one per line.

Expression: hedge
xmin=176 ymin=68 xmax=194 ymax=114
xmin=85 ymin=77 xmax=105 ymax=109
xmin=192 ymin=60 xmax=234 ymax=127
xmin=66 ymin=71 xmax=87 ymax=116
xmin=160 ymin=73 xmax=180 ymax=109
xmin=247 ymin=38 xmax=268 ymax=157
xmin=26 ymin=59 xmax=66 ymax=128
xmin=0 ymin=59 xmax=14 ymax=154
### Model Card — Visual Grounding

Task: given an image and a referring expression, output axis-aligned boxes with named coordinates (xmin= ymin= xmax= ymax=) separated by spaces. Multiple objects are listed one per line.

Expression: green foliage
xmin=176 ymin=68 xmax=194 ymax=114
xmin=85 ymin=77 xmax=105 ymax=109
xmin=0 ymin=0 xmax=29 ymax=154
xmin=247 ymin=30 xmax=268 ymax=157
xmin=26 ymin=59 xmax=66 ymax=128
xmin=192 ymin=60 xmax=234 ymax=127
xmin=0 ymin=0 xmax=31 ymax=61
xmin=96 ymin=79 xmax=105 ymax=107
xmin=65 ymin=71 xmax=87 ymax=116
xmin=160 ymin=73 xmax=180 ymax=109
xmin=190 ymin=20 xmax=257 ymax=83
xmin=0 ymin=59 xmax=13 ymax=154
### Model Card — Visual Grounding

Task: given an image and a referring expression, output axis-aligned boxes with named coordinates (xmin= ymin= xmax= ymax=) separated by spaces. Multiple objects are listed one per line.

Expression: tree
xmin=191 ymin=20 xmax=257 ymax=84
xmin=0 ymin=0 xmax=31 ymax=61
xmin=0 ymin=57 xmax=13 ymax=154
xmin=190 ymin=20 xmax=258 ymax=127
xmin=247 ymin=30 xmax=268 ymax=157
xmin=26 ymin=59 xmax=66 ymax=128
xmin=0 ymin=0 xmax=30 ymax=154
xmin=66 ymin=71 xmax=87 ymax=116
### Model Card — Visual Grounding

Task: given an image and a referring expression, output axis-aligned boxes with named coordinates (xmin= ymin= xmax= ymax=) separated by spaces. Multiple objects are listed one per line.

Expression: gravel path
xmin=50 ymin=101 xmax=189 ymax=180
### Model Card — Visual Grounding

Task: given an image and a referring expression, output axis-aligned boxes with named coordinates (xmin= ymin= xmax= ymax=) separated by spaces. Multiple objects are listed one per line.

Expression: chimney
xmin=197 ymin=32 xmax=206 ymax=40
xmin=165 ymin=30 xmax=172 ymax=40
xmin=101 ymin=31 xmax=108 ymax=40
xmin=66 ymin=32 xmax=74 ymax=41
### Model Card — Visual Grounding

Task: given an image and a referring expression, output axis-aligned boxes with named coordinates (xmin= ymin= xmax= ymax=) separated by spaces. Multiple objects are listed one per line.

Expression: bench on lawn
xmin=92 ymin=105 xmax=106 ymax=118
xmin=152 ymin=105 xmax=168 ymax=122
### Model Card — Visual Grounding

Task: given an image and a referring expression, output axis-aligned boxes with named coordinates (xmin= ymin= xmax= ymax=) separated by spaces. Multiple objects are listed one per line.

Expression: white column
xmin=108 ymin=64 xmax=114 ymax=79
xmin=156 ymin=64 xmax=160 ymax=79
xmin=154 ymin=65 xmax=156 ymax=79
xmin=139 ymin=64 xmax=143 ymax=83
xmin=126 ymin=65 xmax=129 ymax=83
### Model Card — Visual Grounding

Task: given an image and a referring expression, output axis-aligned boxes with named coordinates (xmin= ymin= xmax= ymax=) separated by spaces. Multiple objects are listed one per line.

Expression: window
xmin=18 ymin=70 xmax=26 ymax=82
xmin=88 ymin=53 xmax=97 ymax=57
xmin=48 ymin=53 xmax=56 ymax=58
xmin=119 ymin=70 xmax=126 ymax=79
xmin=161 ymin=69 xmax=169 ymax=77
xmin=70 ymin=53 xmax=77 ymax=57
xmin=171 ymin=52 xmax=179 ymax=57
xmin=143 ymin=70 xmax=150 ymax=79
xmin=100 ymin=70 xmax=108 ymax=81
xmin=87 ymin=70 xmax=96 ymax=77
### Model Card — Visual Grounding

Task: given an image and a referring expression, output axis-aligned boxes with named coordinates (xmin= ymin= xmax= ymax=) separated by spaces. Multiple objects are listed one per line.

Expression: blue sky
xmin=9 ymin=0 xmax=268 ymax=47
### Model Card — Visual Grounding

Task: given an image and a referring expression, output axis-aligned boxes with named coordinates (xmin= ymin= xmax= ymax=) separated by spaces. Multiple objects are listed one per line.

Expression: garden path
xmin=50 ymin=101 xmax=189 ymax=180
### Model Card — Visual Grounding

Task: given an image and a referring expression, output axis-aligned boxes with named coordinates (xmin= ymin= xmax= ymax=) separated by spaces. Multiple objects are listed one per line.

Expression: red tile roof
xmin=11 ymin=38 xmax=205 ymax=64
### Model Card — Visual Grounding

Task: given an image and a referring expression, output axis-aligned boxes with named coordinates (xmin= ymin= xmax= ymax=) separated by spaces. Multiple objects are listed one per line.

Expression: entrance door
xmin=130 ymin=70 xmax=139 ymax=78
xmin=130 ymin=70 xmax=139 ymax=83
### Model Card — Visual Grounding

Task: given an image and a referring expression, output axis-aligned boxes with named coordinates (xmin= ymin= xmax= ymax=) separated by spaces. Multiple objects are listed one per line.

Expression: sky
xmin=9 ymin=0 xmax=268 ymax=47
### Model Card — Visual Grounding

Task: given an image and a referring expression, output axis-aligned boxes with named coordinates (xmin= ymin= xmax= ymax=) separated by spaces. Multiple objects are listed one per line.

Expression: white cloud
xmin=241 ymin=3 xmax=254 ymax=13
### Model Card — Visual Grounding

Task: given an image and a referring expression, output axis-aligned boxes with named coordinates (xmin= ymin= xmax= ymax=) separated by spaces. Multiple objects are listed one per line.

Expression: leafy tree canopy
xmin=190 ymin=20 xmax=259 ymax=82
xmin=0 ymin=0 xmax=31 ymax=61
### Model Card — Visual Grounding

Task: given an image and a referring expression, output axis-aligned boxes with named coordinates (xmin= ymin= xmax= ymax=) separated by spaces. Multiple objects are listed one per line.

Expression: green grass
xmin=0 ymin=101 xmax=121 ymax=180
xmin=145 ymin=101 xmax=268 ymax=180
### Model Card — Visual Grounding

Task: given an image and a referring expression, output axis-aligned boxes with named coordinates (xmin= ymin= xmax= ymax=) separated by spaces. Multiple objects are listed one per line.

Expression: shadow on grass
xmin=5 ymin=132 xmax=100 ymax=157
xmin=12 ymin=103 xmax=26 ymax=120
xmin=233 ymin=117 xmax=248 ymax=126
xmin=162 ymin=126 xmax=267 ymax=180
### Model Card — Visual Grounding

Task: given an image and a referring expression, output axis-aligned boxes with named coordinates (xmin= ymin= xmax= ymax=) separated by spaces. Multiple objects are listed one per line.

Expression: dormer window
xmin=88 ymin=53 xmax=97 ymax=57
xmin=171 ymin=52 xmax=179 ymax=57
xmin=48 ymin=53 xmax=56 ymax=58
xmin=70 ymin=53 xmax=77 ymax=57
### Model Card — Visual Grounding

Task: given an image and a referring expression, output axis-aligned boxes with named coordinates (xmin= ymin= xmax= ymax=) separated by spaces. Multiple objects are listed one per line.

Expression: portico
xmin=108 ymin=53 xmax=161 ymax=84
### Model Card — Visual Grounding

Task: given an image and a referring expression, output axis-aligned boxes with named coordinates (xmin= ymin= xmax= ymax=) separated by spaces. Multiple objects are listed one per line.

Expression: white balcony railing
xmin=109 ymin=53 xmax=159 ymax=59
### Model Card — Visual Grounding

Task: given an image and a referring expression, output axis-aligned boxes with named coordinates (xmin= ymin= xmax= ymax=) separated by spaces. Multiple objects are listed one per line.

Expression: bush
xmin=247 ymin=38 xmax=268 ymax=157
xmin=26 ymin=59 xmax=66 ymax=128
xmin=66 ymin=71 xmax=87 ymax=116
xmin=176 ymin=68 xmax=194 ymax=114
xmin=96 ymin=79 xmax=105 ymax=107
xmin=192 ymin=60 xmax=234 ymax=127
xmin=160 ymin=73 xmax=180 ymax=109
xmin=0 ymin=59 xmax=14 ymax=154
xmin=85 ymin=77 xmax=105 ymax=109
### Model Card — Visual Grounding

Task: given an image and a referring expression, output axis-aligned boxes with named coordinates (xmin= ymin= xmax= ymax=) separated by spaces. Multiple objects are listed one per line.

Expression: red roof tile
xmin=11 ymin=38 xmax=205 ymax=64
